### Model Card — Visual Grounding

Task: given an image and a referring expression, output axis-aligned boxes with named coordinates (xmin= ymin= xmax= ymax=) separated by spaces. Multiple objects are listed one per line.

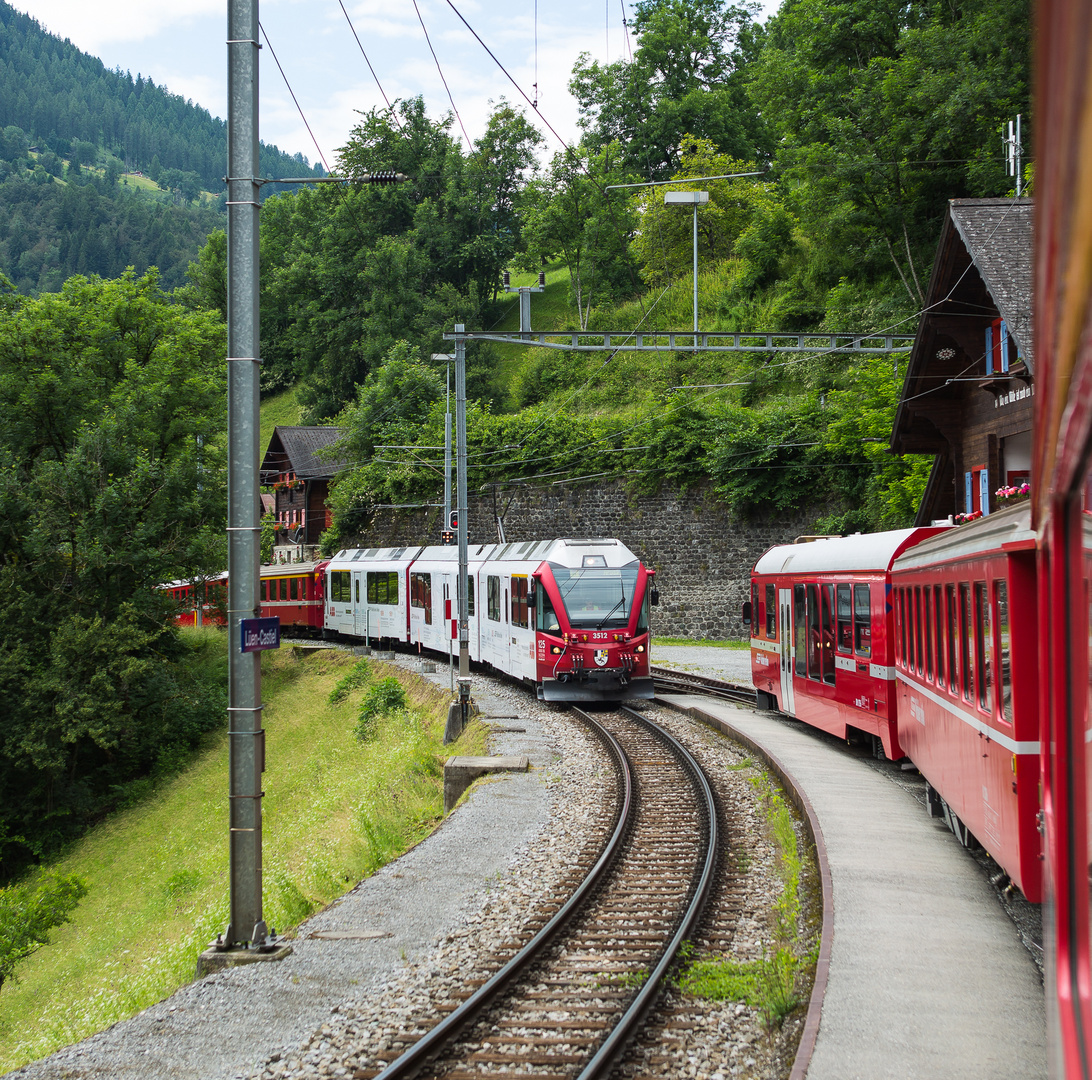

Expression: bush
xmin=328 ymin=659 xmax=371 ymax=705
xmin=0 ymin=872 xmax=87 ymax=991
xmin=354 ymin=677 xmax=407 ymax=741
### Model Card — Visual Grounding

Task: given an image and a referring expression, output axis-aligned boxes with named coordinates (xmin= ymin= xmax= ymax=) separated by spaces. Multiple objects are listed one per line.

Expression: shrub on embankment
xmin=0 ymin=637 xmax=484 ymax=1072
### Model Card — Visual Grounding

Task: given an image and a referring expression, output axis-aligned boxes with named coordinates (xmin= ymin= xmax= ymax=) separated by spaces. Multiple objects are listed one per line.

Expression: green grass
xmin=0 ymin=634 xmax=485 ymax=1071
xmin=677 ymin=768 xmax=807 ymax=1028
xmin=260 ymin=384 xmax=304 ymax=451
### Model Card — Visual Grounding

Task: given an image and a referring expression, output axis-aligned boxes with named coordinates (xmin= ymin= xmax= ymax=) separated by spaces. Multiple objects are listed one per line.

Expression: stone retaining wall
xmin=341 ymin=481 xmax=817 ymax=640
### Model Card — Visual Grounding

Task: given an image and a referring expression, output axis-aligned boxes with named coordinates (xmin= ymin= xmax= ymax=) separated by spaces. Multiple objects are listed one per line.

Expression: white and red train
xmin=748 ymin=507 xmax=1042 ymax=903
xmin=169 ymin=538 xmax=657 ymax=703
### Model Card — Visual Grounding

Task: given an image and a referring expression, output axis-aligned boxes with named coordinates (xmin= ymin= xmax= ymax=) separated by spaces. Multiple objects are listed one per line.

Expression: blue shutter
xmin=985 ymin=324 xmax=994 ymax=375
xmin=965 ymin=472 xmax=974 ymax=514
xmin=980 ymin=468 xmax=990 ymax=516
xmin=999 ymin=320 xmax=1009 ymax=372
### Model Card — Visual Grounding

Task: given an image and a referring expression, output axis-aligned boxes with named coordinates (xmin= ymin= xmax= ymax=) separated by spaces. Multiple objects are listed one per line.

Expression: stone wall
xmin=341 ymin=480 xmax=817 ymax=641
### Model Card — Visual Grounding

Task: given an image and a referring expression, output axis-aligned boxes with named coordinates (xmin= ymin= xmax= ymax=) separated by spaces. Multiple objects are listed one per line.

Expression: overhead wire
xmin=337 ymin=0 xmax=404 ymax=130
xmin=412 ymin=0 xmax=473 ymax=150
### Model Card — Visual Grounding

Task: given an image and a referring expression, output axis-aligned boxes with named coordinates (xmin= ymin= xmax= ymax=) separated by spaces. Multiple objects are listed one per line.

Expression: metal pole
xmin=443 ymin=364 xmax=452 ymax=525
xmin=692 ymin=201 xmax=699 ymax=340
xmin=455 ymin=326 xmax=469 ymax=684
xmin=1016 ymin=114 xmax=1022 ymax=197
xmin=225 ymin=0 xmax=266 ymax=949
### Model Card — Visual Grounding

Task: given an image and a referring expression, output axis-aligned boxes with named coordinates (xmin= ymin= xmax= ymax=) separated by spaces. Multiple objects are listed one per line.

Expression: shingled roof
xmin=260 ymin=426 xmax=348 ymax=482
xmin=947 ymin=198 xmax=1034 ymax=364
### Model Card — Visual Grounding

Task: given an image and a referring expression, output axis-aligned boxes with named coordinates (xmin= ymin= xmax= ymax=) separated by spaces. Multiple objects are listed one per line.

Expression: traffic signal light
xmin=449 ymin=510 xmax=459 ymax=530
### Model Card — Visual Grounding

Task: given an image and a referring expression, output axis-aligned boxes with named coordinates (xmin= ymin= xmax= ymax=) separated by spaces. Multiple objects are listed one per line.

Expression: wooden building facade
xmin=259 ymin=426 xmax=346 ymax=550
xmin=891 ymin=198 xmax=1034 ymax=524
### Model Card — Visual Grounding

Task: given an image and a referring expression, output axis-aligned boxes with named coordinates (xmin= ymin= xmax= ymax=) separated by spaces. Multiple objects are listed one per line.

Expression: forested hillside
xmin=0 ymin=0 xmax=323 ymax=295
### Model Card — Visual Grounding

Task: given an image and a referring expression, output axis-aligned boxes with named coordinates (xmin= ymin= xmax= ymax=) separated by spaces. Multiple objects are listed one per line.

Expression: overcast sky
xmin=10 ymin=0 xmax=780 ymax=171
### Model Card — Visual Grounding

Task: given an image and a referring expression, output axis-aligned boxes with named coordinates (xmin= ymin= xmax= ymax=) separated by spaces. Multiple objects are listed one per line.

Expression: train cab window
xmin=923 ymin=587 xmax=933 ymax=681
xmin=854 ymin=585 xmax=872 ymax=658
xmin=487 ymin=576 xmax=501 ymax=622
xmin=959 ymin=583 xmax=973 ymax=702
xmin=806 ymin=585 xmax=821 ymax=680
xmin=934 ymin=585 xmax=945 ymax=687
xmin=822 ymin=585 xmax=835 ymax=685
xmin=794 ymin=584 xmax=806 ymax=676
xmin=995 ymin=580 xmax=1013 ymax=723
xmin=411 ymin=572 xmax=433 ymax=624
xmin=538 ymin=587 xmax=560 ymax=633
xmin=291 ymin=577 xmax=299 ymax=601
xmin=511 ymin=576 xmax=529 ymax=629
xmin=765 ymin=584 xmax=776 ymax=639
xmin=837 ymin=585 xmax=854 ymax=653
xmin=975 ymin=583 xmax=992 ymax=712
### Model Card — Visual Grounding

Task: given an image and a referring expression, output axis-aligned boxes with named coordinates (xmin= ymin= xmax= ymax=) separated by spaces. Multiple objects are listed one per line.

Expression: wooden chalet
xmin=259 ymin=426 xmax=347 ymax=548
xmin=891 ymin=198 xmax=1034 ymax=523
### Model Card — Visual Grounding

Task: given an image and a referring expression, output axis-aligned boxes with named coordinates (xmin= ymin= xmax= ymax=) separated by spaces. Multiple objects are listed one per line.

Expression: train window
xmin=411 ymin=572 xmax=433 ymax=623
xmin=995 ymin=579 xmax=1013 ymax=723
xmin=330 ymin=570 xmax=350 ymax=604
xmin=794 ymin=584 xmax=806 ymax=676
xmin=487 ymin=576 xmax=501 ymax=622
xmin=907 ymin=587 xmax=916 ymax=671
xmin=511 ymin=576 xmax=529 ymax=629
xmin=837 ymin=585 xmax=854 ymax=653
xmin=752 ymin=583 xmax=759 ymax=634
xmin=822 ymin=585 xmax=835 ymax=685
xmin=354 ymin=578 xmax=359 ymax=604
xmin=975 ymin=583 xmax=992 ymax=712
xmin=806 ymin=584 xmax=821 ymax=681
xmin=260 ymin=580 xmax=267 ymax=602
xmin=960 ymin=584 xmax=973 ymax=702
xmin=934 ymin=585 xmax=945 ymax=687
xmin=367 ymin=571 xmax=399 ymax=605
xmin=854 ymin=584 xmax=871 ymax=658
xmin=766 ymin=584 xmax=776 ymax=639
xmin=467 ymin=576 xmax=475 ymax=617
xmin=946 ymin=584 xmax=958 ymax=692
xmin=538 ymin=586 xmax=560 ymax=633
xmin=895 ymin=585 xmax=904 ymax=659
xmin=291 ymin=578 xmax=299 ymax=602
xmin=923 ymin=587 xmax=933 ymax=681
xmin=280 ymin=578 xmax=288 ymax=602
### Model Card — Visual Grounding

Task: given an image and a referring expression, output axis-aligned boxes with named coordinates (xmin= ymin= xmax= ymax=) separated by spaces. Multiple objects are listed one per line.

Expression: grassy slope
xmin=0 ymin=637 xmax=485 ymax=1071
xmin=260 ymin=384 xmax=304 ymax=450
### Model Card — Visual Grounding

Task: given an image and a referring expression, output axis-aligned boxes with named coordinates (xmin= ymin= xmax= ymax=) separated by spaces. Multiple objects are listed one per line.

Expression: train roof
xmin=892 ymin=502 xmax=1033 ymax=571
xmin=328 ymin=538 xmax=641 ymax=570
xmin=260 ymin=559 xmax=328 ymax=574
xmin=754 ymin=527 xmax=950 ymax=576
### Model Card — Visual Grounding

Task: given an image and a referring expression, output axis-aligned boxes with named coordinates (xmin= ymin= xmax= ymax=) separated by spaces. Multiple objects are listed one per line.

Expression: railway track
xmin=359 ymin=705 xmax=718 ymax=1080
xmin=650 ymin=665 xmax=758 ymax=707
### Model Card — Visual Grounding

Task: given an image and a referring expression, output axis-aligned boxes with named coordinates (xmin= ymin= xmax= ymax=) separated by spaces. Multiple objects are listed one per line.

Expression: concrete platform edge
xmin=657 ymin=695 xmax=832 ymax=1080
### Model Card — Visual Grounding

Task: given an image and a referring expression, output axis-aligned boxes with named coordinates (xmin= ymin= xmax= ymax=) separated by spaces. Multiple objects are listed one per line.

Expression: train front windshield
xmin=550 ymin=560 xmax=640 ymax=630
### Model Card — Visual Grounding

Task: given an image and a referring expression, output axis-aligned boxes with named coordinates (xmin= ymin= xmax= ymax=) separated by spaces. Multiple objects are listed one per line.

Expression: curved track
xmin=650 ymin=665 xmax=758 ymax=707
xmin=370 ymin=706 xmax=719 ymax=1080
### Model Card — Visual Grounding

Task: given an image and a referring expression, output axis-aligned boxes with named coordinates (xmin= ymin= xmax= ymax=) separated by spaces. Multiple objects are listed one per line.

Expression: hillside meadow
xmin=0 ymin=632 xmax=485 ymax=1071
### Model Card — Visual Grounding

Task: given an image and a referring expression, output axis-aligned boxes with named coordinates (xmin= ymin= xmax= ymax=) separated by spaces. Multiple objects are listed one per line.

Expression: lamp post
xmin=664 ymin=190 xmax=709 ymax=341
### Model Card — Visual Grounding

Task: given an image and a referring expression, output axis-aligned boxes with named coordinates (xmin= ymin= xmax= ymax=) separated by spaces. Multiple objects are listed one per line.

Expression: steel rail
xmin=372 ymin=709 xmax=634 ymax=1080
xmin=575 ymin=706 xmax=719 ymax=1079
xmin=651 ymin=664 xmax=759 ymax=707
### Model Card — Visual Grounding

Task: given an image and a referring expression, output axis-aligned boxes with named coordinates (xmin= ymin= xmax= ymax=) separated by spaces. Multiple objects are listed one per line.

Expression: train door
xmin=779 ymin=587 xmax=796 ymax=714
xmin=353 ymin=570 xmax=368 ymax=639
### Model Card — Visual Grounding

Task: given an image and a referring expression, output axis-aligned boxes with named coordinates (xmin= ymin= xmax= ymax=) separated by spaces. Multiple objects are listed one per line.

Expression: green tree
xmin=570 ymin=0 xmax=770 ymax=179
xmin=0 ymin=871 xmax=87 ymax=990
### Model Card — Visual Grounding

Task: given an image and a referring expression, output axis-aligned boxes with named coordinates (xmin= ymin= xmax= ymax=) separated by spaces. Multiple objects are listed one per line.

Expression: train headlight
xmin=551 ymin=645 xmax=563 ymax=655
xmin=635 ymin=644 xmax=645 ymax=653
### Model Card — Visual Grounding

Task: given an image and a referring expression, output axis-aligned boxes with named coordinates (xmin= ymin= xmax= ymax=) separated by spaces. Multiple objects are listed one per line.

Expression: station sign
xmin=240 ymin=616 xmax=281 ymax=653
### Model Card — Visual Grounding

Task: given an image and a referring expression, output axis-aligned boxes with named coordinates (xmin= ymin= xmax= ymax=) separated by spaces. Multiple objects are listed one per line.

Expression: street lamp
xmin=664 ymin=190 xmax=709 ymax=340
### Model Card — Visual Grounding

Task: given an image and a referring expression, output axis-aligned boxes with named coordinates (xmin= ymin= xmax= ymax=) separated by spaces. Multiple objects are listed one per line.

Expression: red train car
xmin=749 ymin=527 xmax=948 ymax=759
xmin=163 ymin=572 xmax=229 ymax=627
xmin=259 ymin=560 xmax=328 ymax=635
xmin=890 ymin=504 xmax=1041 ymax=902
xmin=1034 ymin=0 xmax=1092 ymax=1068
